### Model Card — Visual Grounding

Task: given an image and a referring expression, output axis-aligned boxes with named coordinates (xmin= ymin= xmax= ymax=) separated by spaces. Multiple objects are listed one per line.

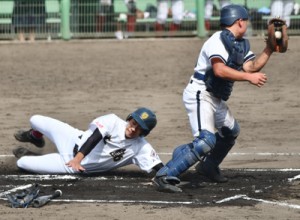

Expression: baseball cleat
xmin=14 ymin=129 xmax=45 ymax=148
xmin=195 ymin=162 xmax=228 ymax=183
xmin=13 ymin=146 xmax=41 ymax=159
xmin=152 ymin=176 xmax=182 ymax=193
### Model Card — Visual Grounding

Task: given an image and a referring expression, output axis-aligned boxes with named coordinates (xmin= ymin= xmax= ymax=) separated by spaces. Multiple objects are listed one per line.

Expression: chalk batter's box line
xmin=1 ymin=196 xmax=300 ymax=210
xmin=1 ymin=188 xmax=300 ymax=210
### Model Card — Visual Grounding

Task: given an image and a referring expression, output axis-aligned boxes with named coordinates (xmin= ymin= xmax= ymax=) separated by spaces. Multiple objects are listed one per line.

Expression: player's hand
xmin=66 ymin=159 xmax=86 ymax=172
xmin=66 ymin=152 xmax=86 ymax=172
xmin=248 ymin=72 xmax=267 ymax=87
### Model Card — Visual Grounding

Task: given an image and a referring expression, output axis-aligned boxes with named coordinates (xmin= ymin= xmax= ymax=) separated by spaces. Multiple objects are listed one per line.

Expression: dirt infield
xmin=0 ymin=37 xmax=299 ymax=219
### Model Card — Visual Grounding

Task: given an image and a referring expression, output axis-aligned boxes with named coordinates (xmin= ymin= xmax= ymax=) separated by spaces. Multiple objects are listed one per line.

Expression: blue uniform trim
xmin=196 ymin=90 xmax=201 ymax=134
xmin=209 ymin=54 xmax=226 ymax=64
xmin=244 ymin=54 xmax=255 ymax=63
xmin=193 ymin=72 xmax=205 ymax=81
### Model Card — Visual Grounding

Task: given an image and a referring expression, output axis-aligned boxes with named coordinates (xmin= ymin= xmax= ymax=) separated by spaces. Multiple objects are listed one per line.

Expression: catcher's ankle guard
xmin=267 ymin=18 xmax=288 ymax=53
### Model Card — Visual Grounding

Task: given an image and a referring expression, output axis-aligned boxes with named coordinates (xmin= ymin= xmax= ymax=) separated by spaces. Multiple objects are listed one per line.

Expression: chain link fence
xmin=0 ymin=0 xmax=300 ymax=41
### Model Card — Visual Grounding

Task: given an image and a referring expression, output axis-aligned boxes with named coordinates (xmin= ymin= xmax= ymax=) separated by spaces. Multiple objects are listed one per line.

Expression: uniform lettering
xmin=110 ymin=149 xmax=126 ymax=161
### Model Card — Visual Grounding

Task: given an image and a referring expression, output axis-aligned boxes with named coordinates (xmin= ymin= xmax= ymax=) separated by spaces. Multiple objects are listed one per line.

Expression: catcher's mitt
xmin=266 ymin=18 xmax=288 ymax=53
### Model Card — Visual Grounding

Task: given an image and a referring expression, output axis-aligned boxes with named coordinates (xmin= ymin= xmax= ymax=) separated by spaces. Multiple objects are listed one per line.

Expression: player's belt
xmin=193 ymin=72 xmax=205 ymax=81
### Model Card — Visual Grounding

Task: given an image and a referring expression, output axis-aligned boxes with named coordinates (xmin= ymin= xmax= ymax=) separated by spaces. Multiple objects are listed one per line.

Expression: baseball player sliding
xmin=13 ymin=107 xmax=163 ymax=175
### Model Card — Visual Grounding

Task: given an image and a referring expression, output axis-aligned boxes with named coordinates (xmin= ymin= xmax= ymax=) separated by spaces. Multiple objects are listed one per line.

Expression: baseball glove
xmin=266 ymin=18 xmax=288 ymax=53
xmin=6 ymin=184 xmax=40 ymax=208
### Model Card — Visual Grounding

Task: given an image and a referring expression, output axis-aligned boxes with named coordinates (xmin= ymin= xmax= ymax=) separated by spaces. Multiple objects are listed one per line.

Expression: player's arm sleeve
xmin=207 ymin=40 xmax=228 ymax=65
xmin=89 ymin=114 xmax=117 ymax=137
xmin=132 ymin=142 xmax=163 ymax=173
xmin=78 ymin=129 xmax=103 ymax=157
xmin=244 ymin=50 xmax=255 ymax=63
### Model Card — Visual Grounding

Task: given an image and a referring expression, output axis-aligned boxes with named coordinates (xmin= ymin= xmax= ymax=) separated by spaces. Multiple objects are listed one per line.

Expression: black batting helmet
xmin=126 ymin=107 xmax=157 ymax=136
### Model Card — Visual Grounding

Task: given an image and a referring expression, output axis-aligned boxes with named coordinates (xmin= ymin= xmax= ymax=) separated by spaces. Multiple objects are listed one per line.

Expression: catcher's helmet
xmin=220 ymin=4 xmax=248 ymax=26
xmin=126 ymin=107 xmax=157 ymax=136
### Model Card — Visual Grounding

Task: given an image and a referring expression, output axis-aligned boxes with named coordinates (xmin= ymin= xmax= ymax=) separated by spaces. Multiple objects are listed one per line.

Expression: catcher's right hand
xmin=266 ymin=18 xmax=288 ymax=53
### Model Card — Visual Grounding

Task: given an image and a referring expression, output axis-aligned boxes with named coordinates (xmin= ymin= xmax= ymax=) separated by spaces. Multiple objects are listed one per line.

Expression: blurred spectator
xmin=13 ymin=1 xmax=45 ymax=42
xmin=125 ymin=0 xmax=138 ymax=33
xmin=155 ymin=0 xmax=184 ymax=32
xmin=205 ymin=0 xmax=231 ymax=30
xmin=115 ymin=0 xmax=150 ymax=40
xmin=115 ymin=0 xmax=135 ymax=40
xmin=270 ymin=0 xmax=295 ymax=27
xmin=97 ymin=0 xmax=115 ymax=32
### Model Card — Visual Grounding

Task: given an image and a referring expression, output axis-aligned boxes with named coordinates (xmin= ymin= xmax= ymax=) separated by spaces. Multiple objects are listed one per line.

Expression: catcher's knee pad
xmin=220 ymin=120 xmax=240 ymax=139
xmin=192 ymin=130 xmax=216 ymax=158
xmin=156 ymin=130 xmax=216 ymax=177
xmin=206 ymin=121 xmax=240 ymax=166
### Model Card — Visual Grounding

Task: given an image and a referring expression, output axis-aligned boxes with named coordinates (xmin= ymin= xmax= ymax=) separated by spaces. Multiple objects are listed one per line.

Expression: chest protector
xmin=205 ymin=29 xmax=250 ymax=101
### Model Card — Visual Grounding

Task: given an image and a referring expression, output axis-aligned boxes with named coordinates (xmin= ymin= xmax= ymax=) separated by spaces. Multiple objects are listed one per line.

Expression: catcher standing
xmin=13 ymin=107 xmax=163 ymax=175
xmin=153 ymin=4 xmax=288 ymax=193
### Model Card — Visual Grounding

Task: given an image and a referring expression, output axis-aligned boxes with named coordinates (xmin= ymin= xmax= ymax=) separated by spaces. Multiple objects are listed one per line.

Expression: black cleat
xmin=13 ymin=146 xmax=41 ymax=159
xmin=195 ymin=162 xmax=228 ymax=183
xmin=14 ymin=129 xmax=45 ymax=148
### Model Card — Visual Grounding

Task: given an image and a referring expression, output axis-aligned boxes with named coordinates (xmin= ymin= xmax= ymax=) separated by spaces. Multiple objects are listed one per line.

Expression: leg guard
xmin=196 ymin=121 xmax=240 ymax=183
xmin=156 ymin=130 xmax=216 ymax=177
xmin=206 ymin=120 xmax=240 ymax=166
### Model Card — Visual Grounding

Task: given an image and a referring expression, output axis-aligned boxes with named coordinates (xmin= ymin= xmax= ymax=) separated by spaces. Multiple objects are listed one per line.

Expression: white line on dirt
xmin=216 ymin=195 xmax=300 ymax=209
xmin=0 ymin=197 xmax=206 ymax=205
xmin=1 ymin=196 xmax=299 ymax=208
xmin=215 ymin=194 xmax=247 ymax=203
xmin=0 ymin=184 xmax=33 ymax=197
xmin=288 ymin=174 xmax=300 ymax=182
xmin=230 ymin=168 xmax=300 ymax=172
xmin=242 ymin=196 xmax=300 ymax=209
xmin=49 ymin=199 xmax=205 ymax=205
xmin=0 ymin=175 xmax=79 ymax=180
xmin=0 ymin=175 xmax=123 ymax=181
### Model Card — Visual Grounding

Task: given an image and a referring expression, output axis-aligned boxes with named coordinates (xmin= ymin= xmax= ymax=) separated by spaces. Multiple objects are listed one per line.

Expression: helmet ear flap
xmin=142 ymin=130 xmax=150 ymax=137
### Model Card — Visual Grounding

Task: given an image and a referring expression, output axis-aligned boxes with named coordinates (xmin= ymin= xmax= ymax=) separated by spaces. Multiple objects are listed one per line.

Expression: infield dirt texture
xmin=0 ymin=37 xmax=299 ymax=219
